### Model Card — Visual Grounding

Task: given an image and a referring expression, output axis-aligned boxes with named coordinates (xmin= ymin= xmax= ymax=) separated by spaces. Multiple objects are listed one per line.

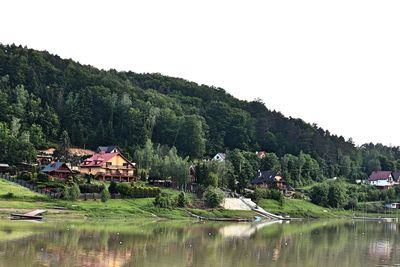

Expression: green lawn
xmin=0 ymin=179 xmax=48 ymax=201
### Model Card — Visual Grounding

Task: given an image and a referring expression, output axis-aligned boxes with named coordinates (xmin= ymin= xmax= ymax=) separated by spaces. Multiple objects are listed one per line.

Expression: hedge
xmin=79 ymin=183 xmax=105 ymax=193
xmin=115 ymin=183 xmax=161 ymax=198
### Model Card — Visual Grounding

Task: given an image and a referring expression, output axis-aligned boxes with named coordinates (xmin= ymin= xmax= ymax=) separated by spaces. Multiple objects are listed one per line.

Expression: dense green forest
xmin=1 ymin=43 xmax=400 ymax=187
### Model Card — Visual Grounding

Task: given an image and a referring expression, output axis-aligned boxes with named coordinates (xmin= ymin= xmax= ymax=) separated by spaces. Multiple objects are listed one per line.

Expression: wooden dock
xmin=10 ymin=209 xmax=47 ymax=220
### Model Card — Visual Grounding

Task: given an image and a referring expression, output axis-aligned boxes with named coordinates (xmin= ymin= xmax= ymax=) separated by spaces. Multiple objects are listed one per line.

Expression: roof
xmin=368 ymin=171 xmax=392 ymax=181
xmin=96 ymin=146 xmax=119 ymax=153
xmin=80 ymin=153 xmax=118 ymax=167
xmin=80 ymin=152 xmax=135 ymax=168
xmin=213 ymin=153 xmax=226 ymax=161
xmin=69 ymin=148 xmax=96 ymax=157
xmin=0 ymin=163 xmax=9 ymax=168
xmin=251 ymin=170 xmax=280 ymax=184
xmin=41 ymin=161 xmax=72 ymax=173
xmin=392 ymin=172 xmax=400 ymax=182
xmin=38 ymin=148 xmax=56 ymax=155
xmin=256 ymin=151 xmax=267 ymax=158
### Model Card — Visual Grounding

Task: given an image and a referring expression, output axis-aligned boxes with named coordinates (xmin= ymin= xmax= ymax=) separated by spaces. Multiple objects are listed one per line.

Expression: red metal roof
xmin=368 ymin=171 xmax=392 ymax=181
xmin=80 ymin=153 xmax=118 ymax=167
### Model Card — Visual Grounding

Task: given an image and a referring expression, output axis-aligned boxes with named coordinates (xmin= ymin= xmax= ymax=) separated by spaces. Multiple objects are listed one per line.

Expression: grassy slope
xmin=259 ymin=199 xmax=400 ymax=219
xmin=0 ymin=179 xmax=256 ymax=220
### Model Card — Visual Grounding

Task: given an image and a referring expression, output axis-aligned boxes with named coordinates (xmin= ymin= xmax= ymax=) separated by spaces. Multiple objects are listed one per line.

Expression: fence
xmin=79 ymin=193 xmax=122 ymax=200
xmin=0 ymin=173 xmax=124 ymax=200
xmin=0 ymin=173 xmax=63 ymax=199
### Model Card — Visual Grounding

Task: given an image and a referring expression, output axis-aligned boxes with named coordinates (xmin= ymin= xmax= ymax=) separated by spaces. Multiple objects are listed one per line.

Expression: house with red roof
xmin=40 ymin=161 xmax=73 ymax=179
xmin=79 ymin=146 xmax=137 ymax=182
xmin=368 ymin=171 xmax=395 ymax=189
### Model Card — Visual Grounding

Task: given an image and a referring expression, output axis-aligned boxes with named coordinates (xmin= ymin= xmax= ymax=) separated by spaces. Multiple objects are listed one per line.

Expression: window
xmin=106 ymin=162 xmax=112 ymax=167
xmin=123 ymin=163 xmax=128 ymax=167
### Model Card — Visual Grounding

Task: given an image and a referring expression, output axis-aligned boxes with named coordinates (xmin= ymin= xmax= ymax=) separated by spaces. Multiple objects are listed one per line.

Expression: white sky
xmin=1 ymin=0 xmax=400 ymax=146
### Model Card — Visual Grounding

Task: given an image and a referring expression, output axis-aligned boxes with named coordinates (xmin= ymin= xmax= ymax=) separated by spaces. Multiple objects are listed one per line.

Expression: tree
xmin=260 ymin=153 xmax=281 ymax=171
xmin=101 ymin=188 xmax=111 ymax=202
xmin=108 ymin=181 xmax=118 ymax=194
xmin=327 ymin=183 xmax=347 ymax=208
xmin=310 ymin=183 xmax=329 ymax=207
xmin=177 ymin=192 xmax=187 ymax=207
xmin=176 ymin=115 xmax=206 ymax=158
xmin=64 ymin=183 xmax=80 ymax=201
xmin=207 ymin=172 xmax=219 ymax=188
xmin=203 ymin=187 xmax=224 ymax=208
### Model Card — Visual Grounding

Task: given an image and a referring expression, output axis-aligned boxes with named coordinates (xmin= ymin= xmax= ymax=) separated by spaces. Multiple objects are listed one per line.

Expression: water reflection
xmin=0 ymin=220 xmax=399 ymax=267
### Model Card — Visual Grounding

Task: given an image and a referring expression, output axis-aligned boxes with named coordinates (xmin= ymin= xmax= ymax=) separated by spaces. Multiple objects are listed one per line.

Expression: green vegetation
xmin=203 ymin=187 xmax=224 ymax=208
xmin=0 ymin=179 xmax=47 ymax=201
xmin=2 ymin=44 xmax=400 ymax=189
xmin=308 ymin=181 xmax=400 ymax=209
xmin=100 ymin=188 xmax=110 ymax=202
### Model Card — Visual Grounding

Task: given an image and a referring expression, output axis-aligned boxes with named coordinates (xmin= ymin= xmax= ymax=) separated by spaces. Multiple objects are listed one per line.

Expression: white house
xmin=212 ymin=153 xmax=226 ymax=162
xmin=368 ymin=171 xmax=394 ymax=189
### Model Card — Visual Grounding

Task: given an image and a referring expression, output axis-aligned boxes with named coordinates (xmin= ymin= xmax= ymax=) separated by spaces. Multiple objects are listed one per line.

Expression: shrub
xmin=309 ymin=183 xmax=329 ymax=206
xmin=203 ymin=187 xmax=224 ymax=208
xmin=101 ymin=188 xmax=111 ymax=202
xmin=2 ymin=192 xmax=14 ymax=199
xmin=18 ymin=171 xmax=33 ymax=181
xmin=195 ymin=184 xmax=206 ymax=198
xmin=64 ymin=183 xmax=81 ymax=201
xmin=37 ymin=173 xmax=50 ymax=182
xmin=114 ymin=182 xmax=161 ymax=198
xmin=206 ymin=172 xmax=219 ymax=188
xmin=79 ymin=183 xmax=105 ymax=193
xmin=252 ymin=188 xmax=285 ymax=203
xmin=154 ymin=192 xmax=173 ymax=209
xmin=177 ymin=192 xmax=187 ymax=207
xmin=115 ymin=183 xmax=131 ymax=197
xmin=109 ymin=181 xmax=118 ymax=194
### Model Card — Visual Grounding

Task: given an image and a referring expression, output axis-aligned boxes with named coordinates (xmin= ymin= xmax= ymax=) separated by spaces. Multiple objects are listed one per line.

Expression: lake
xmin=0 ymin=219 xmax=398 ymax=267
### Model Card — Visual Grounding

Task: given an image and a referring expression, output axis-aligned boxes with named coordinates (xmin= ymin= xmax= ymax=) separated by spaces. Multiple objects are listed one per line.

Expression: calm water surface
xmin=0 ymin=219 xmax=398 ymax=267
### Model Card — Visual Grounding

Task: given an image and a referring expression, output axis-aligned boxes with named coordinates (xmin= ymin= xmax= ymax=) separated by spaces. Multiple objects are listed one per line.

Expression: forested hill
xmin=1 ymin=43 xmax=399 ymax=184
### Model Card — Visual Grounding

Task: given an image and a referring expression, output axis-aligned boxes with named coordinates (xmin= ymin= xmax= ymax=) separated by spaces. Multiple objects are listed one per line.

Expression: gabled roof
xmin=80 ymin=153 xmax=118 ymax=167
xmin=69 ymin=148 xmax=95 ymax=157
xmin=213 ymin=153 xmax=226 ymax=161
xmin=368 ymin=171 xmax=392 ymax=181
xmin=392 ymin=172 xmax=400 ymax=182
xmin=96 ymin=146 xmax=120 ymax=153
xmin=41 ymin=161 xmax=72 ymax=173
xmin=80 ymin=152 xmax=135 ymax=168
xmin=251 ymin=170 xmax=281 ymax=184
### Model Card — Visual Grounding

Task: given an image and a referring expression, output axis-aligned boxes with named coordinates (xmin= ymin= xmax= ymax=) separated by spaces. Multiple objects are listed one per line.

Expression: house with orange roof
xmin=79 ymin=146 xmax=137 ymax=182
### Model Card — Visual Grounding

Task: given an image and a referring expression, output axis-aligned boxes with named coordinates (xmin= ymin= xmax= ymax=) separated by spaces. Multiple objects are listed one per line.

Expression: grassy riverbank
xmin=0 ymin=179 xmax=258 ymax=220
xmin=259 ymin=199 xmax=400 ymax=219
xmin=1 ymin=178 xmax=397 ymax=220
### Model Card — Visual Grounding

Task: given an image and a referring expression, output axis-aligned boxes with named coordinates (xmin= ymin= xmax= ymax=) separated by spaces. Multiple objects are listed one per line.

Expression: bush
xmin=64 ymin=183 xmax=81 ymax=201
xmin=252 ymin=188 xmax=285 ymax=204
xmin=154 ymin=192 xmax=173 ymax=209
xmin=18 ymin=171 xmax=33 ymax=181
xmin=79 ymin=183 xmax=105 ymax=193
xmin=37 ymin=173 xmax=50 ymax=182
xmin=177 ymin=192 xmax=187 ymax=207
xmin=309 ymin=183 xmax=329 ymax=206
xmin=2 ymin=192 xmax=14 ymax=199
xmin=109 ymin=181 xmax=118 ymax=194
xmin=115 ymin=183 xmax=131 ymax=197
xmin=101 ymin=188 xmax=111 ymax=202
xmin=114 ymin=182 xmax=161 ymax=198
xmin=195 ymin=184 xmax=206 ymax=198
xmin=203 ymin=187 xmax=224 ymax=208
